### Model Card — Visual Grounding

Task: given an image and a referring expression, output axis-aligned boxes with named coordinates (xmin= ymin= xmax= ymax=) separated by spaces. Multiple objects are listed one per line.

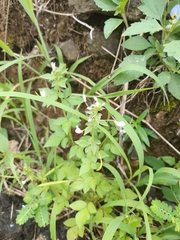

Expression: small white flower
xmin=21 ymin=180 xmax=26 ymax=185
xmin=95 ymin=101 xmax=101 ymax=107
xmin=87 ymin=106 xmax=92 ymax=110
xmin=114 ymin=120 xmax=126 ymax=135
xmin=114 ymin=120 xmax=125 ymax=128
xmin=51 ymin=62 xmax=56 ymax=70
xmin=75 ymin=125 xmax=83 ymax=134
xmin=39 ymin=89 xmax=47 ymax=97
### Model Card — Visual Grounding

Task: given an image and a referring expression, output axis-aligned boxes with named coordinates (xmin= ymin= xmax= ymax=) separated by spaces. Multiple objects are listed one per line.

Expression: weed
xmin=0 ymin=1 xmax=180 ymax=240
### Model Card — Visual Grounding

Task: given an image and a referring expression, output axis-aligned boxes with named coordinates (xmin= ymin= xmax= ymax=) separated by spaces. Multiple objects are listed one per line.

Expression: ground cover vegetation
xmin=0 ymin=0 xmax=180 ymax=239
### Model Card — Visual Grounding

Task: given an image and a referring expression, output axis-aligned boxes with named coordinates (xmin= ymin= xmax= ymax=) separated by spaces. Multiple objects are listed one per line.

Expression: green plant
xmin=0 ymin=0 xmax=180 ymax=240
xmin=95 ymin=0 xmax=180 ymax=101
xmin=151 ymin=200 xmax=180 ymax=232
xmin=124 ymin=110 xmax=158 ymax=153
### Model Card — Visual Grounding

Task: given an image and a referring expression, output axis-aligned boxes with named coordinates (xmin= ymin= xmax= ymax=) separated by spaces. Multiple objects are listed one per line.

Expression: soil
xmin=0 ymin=0 xmax=180 ymax=239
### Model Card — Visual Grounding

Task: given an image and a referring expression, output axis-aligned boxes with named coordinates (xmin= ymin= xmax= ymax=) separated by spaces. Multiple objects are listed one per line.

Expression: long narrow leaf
xmin=104 ymin=102 xmax=144 ymax=179
xmin=102 ymin=216 xmax=124 ymax=240
xmin=18 ymin=0 xmax=37 ymax=25
xmin=88 ymin=64 xmax=168 ymax=103
xmin=100 ymin=88 xmax=153 ymax=98
xmin=0 ymin=40 xmax=14 ymax=56
xmin=103 ymin=163 xmax=127 ymax=201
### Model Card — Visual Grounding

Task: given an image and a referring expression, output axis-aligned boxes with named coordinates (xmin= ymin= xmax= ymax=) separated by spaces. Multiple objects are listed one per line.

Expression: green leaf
xmin=162 ymin=187 xmax=177 ymax=203
xmin=75 ymin=208 xmax=90 ymax=230
xmin=70 ymin=178 xmax=84 ymax=191
xmin=94 ymin=0 xmax=117 ymax=11
xmin=114 ymin=55 xmax=146 ymax=85
xmin=154 ymin=72 xmax=171 ymax=87
xmin=122 ymin=36 xmax=151 ymax=51
xmin=24 ymin=193 xmax=35 ymax=204
xmin=44 ymin=132 xmax=65 ymax=147
xmin=156 ymin=167 xmax=180 ymax=179
xmin=103 ymin=163 xmax=127 ymax=199
xmin=61 ymin=137 xmax=69 ymax=148
xmin=18 ymin=0 xmax=37 ymax=25
xmin=101 ymin=88 xmax=153 ymax=98
xmin=49 ymin=118 xmax=63 ymax=132
xmin=145 ymin=156 xmax=165 ymax=170
xmin=0 ymin=40 xmax=14 ymax=56
xmin=110 ymin=142 xmax=121 ymax=155
xmin=122 ymin=19 xmax=163 ymax=36
xmin=138 ymin=0 xmax=167 ymax=20
xmin=40 ymin=73 xmax=54 ymax=80
xmin=163 ymin=57 xmax=177 ymax=71
xmin=50 ymin=199 xmax=65 ymax=240
xmin=70 ymin=200 xmax=87 ymax=211
xmin=0 ymin=133 xmax=9 ymax=152
xmin=67 ymin=95 xmax=84 ymax=105
xmin=54 ymin=44 xmax=64 ymax=63
xmin=64 ymin=218 xmax=76 ymax=227
xmin=168 ymin=73 xmax=180 ymax=100
xmin=68 ymin=55 xmax=91 ymax=74
xmin=75 ymin=137 xmax=89 ymax=148
xmin=87 ymin=202 xmax=97 ymax=214
xmin=115 ymin=0 xmax=128 ymax=15
xmin=150 ymin=200 xmax=172 ymax=221
xmin=134 ymin=109 xmax=148 ymax=125
xmin=39 ymin=192 xmax=52 ymax=206
xmin=172 ymin=184 xmax=180 ymax=201
xmin=53 ymin=117 xmax=67 ymax=125
xmin=75 ymin=208 xmax=90 ymax=231
xmin=69 ymin=145 xmax=79 ymax=159
xmin=137 ymin=172 xmax=178 ymax=186
xmin=4 ymin=150 xmax=21 ymax=185
xmin=62 ymin=120 xmax=71 ymax=135
xmin=104 ymin=18 xmax=123 ymax=39
xmin=16 ymin=204 xmax=36 ymax=225
xmin=102 ymin=216 xmax=124 ymax=240
xmin=164 ymin=41 xmax=180 ymax=62
xmin=136 ymin=125 xmax=150 ymax=146
xmin=29 ymin=187 xmax=44 ymax=196
xmin=125 ymin=188 xmax=138 ymax=200
xmin=79 ymin=162 xmax=91 ymax=176
xmin=153 ymin=172 xmax=178 ymax=185
xmin=159 ymin=156 xmax=175 ymax=166
xmin=66 ymin=226 xmax=78 ymax=240
xmin=34 ymin=205 xmax=49 ymax=227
